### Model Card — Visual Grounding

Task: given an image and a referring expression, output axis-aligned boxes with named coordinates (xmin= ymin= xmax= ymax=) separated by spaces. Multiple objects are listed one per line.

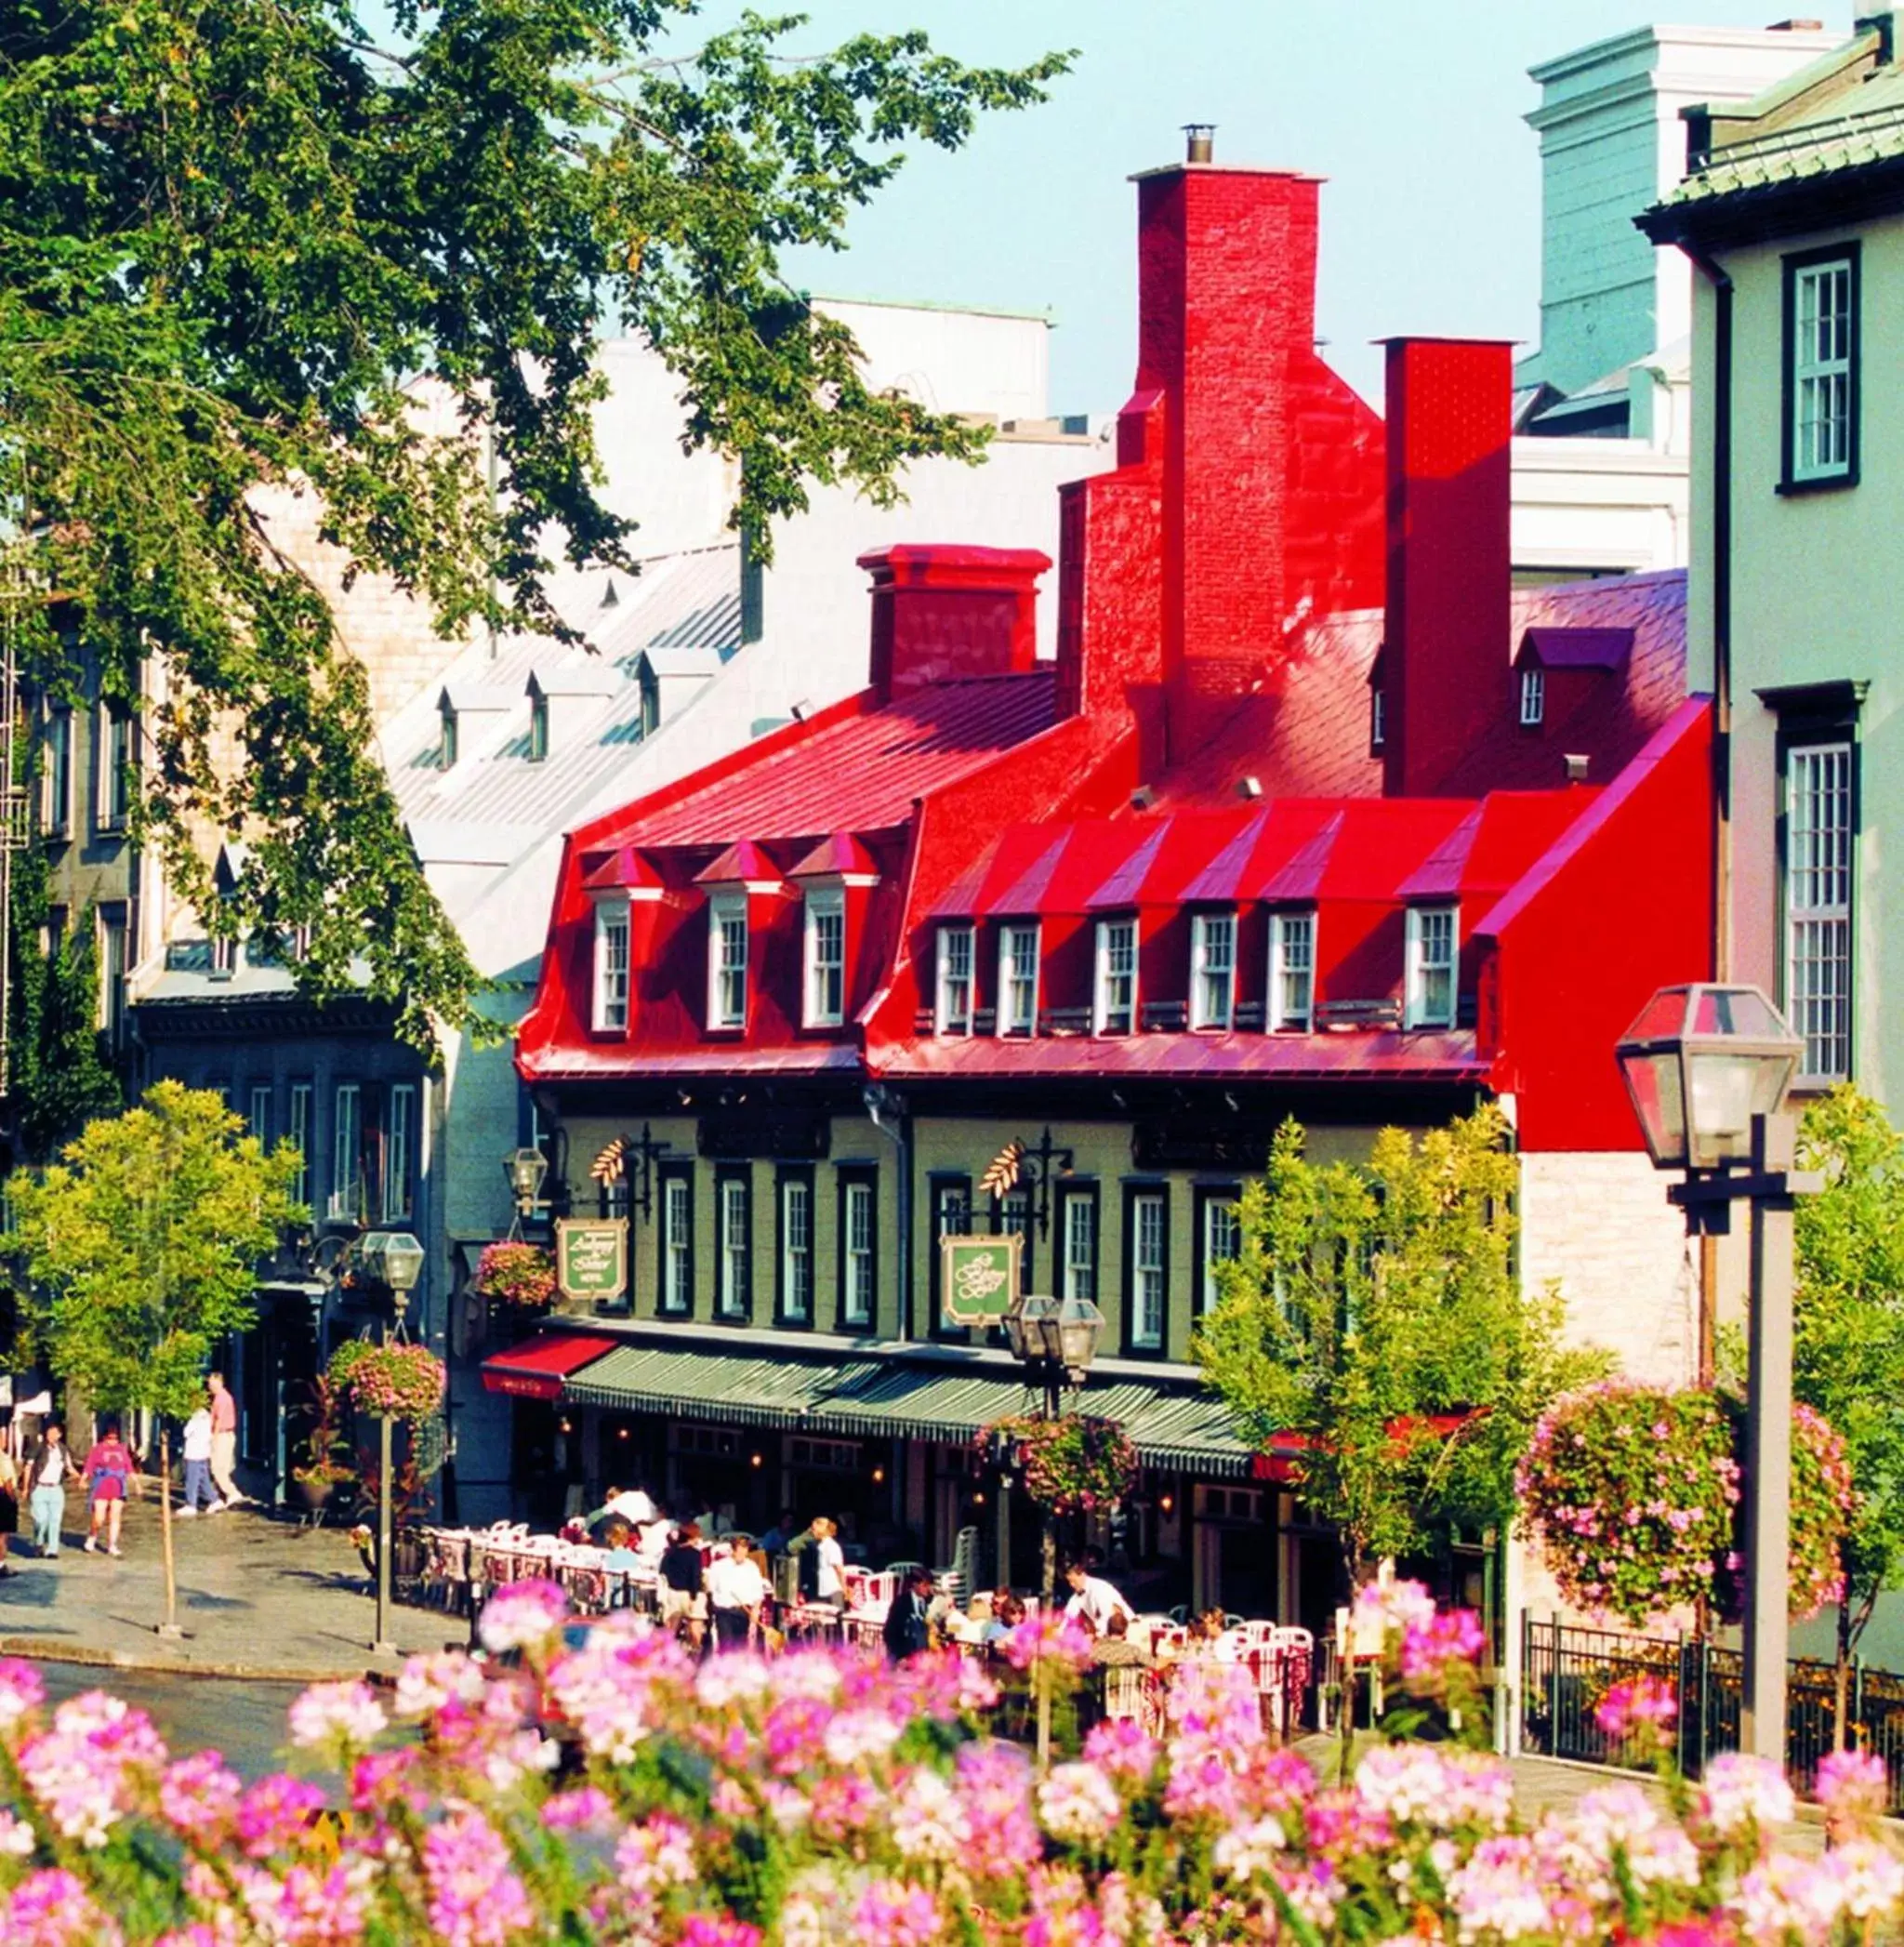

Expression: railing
xmin=1520 ymin=1615 xmax=1904 ymax=1812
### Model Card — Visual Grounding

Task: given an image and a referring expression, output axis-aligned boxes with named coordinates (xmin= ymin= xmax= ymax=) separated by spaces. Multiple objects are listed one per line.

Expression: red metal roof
xmin=876 ymin=1027 xmax=1486 ymax=1083
xmin=480 ymin=1332 xmax=619 ymax=1402
xmin=613 ymin=673 xmax=1059 ymax=849
xmin=789 ymin=832 xmax=879 ymax=880
xmin=580 ymin=845 xmax=665 ymax=894
xmin=694 ymin=840 xmax=783 ymax=886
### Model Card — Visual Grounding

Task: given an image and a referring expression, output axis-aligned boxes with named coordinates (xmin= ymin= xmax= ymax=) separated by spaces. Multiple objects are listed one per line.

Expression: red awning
xmin=480 ymin=1332 xmax=618 ymax=1403
xmin=1250 ymin=1411 xmax=1479 ymax=1484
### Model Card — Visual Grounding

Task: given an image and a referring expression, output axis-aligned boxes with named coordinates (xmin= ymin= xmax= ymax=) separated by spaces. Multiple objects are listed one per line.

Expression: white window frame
xmin=843 ymin=1179 xmax=875 ymax=1327
xmin=708 ymin=892 xmax=748 ymax=1031
xmin=288 ymin=1083 xmax=312 ymax=1207
xmin=439 ymin=704 xmax=458 ymax=770
xmin=592 ymin=898 xmax=630 ymax=1033
xmin=1269 ymin=909 xmax=1316 ymax=1032
xmin=1131 ymin=1189 xmax=1166 ymax=1351
xmin=1201 ymin=1196 xmax=1240 ymax=1316
xmin=97 ymin=907 xmax=126 ymax=1043
xmin=1190 ymin=911 xmax=1236 ymax=1030
xmin=1789 ymin=253 xmax=1856 ymax=486
xmin=528 ymin=692 xmax=549 ymax=763
xmin=660 ymin=1172 xmax=693 ymax=1316
xmin=998 ymin=921 xmax=1039 ymax=1038
xmin=1060 ymin=1192 xmax=1095 ymax=1305
xmin=1519 ymin=665 xmax=1545 ymax=727
xmin=248 ymin=1083 xmax=271 ymax=1143
xmin=332 ymin=1083 xmax=363 ymax=1224
xmin=1405 ymin=905 xmax=1459 ymax=1030
xmin=802 ymin=887 xmax=846 ymax=1028
xmin=1094 ymin=917 xmax=1137 ymax=1036
xmin=935 ymin=924 xmax=973 ymax=1035
xmin=386 ymin=1082 xmax=416 ymax=1221
xmin=718 ymin=1173 xmax=749 ymax=1319
xmin=1786 ymin=739 xmax=1853 ymax=1084
xmin=97 ymin=705 xmax=134 ymax=830
xmin=42 ymin=707 xmax=72 ymax=836
xmin=1370 ymin=686 xmax=1385 ymax=750
xmin=779 ymin=1175 xmax=813 ymax=1323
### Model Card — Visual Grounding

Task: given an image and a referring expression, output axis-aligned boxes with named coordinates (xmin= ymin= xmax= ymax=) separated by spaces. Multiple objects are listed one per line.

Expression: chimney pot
xmin=858 ymin=544 xmax=1050 ymax=697
xmin=1183 ymin=123 xmax=1215 ymax=165
xmin=1565 ymin=753 xmax=1590 ymax=784
xmin=1236 ymin=775 xmax=1263 ymax=800
xmin=1130 ymin=785 xmax=1157 ymax=810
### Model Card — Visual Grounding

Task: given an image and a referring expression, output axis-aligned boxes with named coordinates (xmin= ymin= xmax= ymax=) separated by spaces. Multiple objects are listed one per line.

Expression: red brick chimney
xmin=859 ymin=545 xmax=1050 ymax=698
xmin=1379 ymin=338 xmax=1514 ymax=797
xmin=1055 ymin=139 xmax=1385 ymax=769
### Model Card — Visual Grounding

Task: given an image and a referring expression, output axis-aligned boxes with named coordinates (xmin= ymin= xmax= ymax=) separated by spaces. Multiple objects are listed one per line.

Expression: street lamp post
xmin=505 ymin=1147 xmax=549 ymax=1232
xmin=1615 ymin=984 xmax=1816 ymax=1765
xmin=361 ymin=1229 xmax=427 ymax=1656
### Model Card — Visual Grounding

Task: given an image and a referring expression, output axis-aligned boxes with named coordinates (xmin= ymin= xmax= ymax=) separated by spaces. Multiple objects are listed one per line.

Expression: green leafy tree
xmin=0 ymin=2 xmax=1070 ymax=1041
xmin=1792 ymin=1084 xmax=1904 ymax=1743
xmin=1195 ymin=1106 xmax=1611 ymax=1593
xmin=6 ymin=1080 xmax=305 ymax=1633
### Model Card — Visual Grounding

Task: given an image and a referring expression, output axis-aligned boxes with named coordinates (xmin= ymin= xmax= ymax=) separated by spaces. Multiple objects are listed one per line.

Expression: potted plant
xmin=474 ymin=1240 xmax=557 ymax=1312
xmin=327 ymin=1338 xmax=447 ymax=1424
xmin=291 ymin=1374 xmax=356 ymax=1517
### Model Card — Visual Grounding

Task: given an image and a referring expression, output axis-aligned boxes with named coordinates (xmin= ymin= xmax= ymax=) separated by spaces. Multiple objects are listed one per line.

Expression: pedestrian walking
xmin=178 ymin=1397 xmax=221 ymax=1517
xmin=82 ymin=1419 xmax=136 ymax=1556
xmin=811 ymin=1516 xmax=847 ymax=1611
xmin=25 ymin=1423 xmax=68 ymax=1557
xmin=659 ymin=1522 xmax=707 ymax=1649
xmin=0 ymin=1442 xmax=18 ymax=1576
xmin=205 ymin=1371 xmax=246 ymax=1507
xmin=706 ymin=1539 xmax=767 ymax=1651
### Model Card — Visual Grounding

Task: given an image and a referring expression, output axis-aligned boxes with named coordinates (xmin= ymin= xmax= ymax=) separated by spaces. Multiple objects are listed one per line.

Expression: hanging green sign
xmin=556 ymin=1219 xmax=628 ymax=1301
xmin=941 ymin=1233 xmax=1021 ymax=1326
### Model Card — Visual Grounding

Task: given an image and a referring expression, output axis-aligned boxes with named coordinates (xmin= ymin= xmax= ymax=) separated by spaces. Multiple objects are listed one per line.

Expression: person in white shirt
xmin=812 ymin=1516 xmax=847 ymax=1609
xmin=706 ymin=1542 xmax=769 ymax=1649
xmin=1063 ymin=1562 xmax=1135 ymax=1635
xmin=602 ymin=1485 xmax=654 ymax=1527
xmin=178 ymin=1403 xmax=222 ymax=1517
xmin=636 ymin=1511 xmax=672 ymax=1565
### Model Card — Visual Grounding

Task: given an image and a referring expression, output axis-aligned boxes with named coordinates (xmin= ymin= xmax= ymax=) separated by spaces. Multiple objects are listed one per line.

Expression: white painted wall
xmin=1523 ymin=23 xmax=1845 ymax=395
xmin=814 ymin=297 xmax=1054 ymax=423
xmin=1512 ymin=427 xmax=1689 ymax=575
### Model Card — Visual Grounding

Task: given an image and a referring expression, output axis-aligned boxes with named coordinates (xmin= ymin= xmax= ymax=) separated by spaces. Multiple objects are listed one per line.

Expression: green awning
xmin=560 ymin=1341 xmax=1254 ymax=1478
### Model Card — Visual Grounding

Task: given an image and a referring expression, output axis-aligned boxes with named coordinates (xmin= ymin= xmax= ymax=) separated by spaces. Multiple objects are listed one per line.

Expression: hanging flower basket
xmin=1517 ymin=1381 xmax=1852 ymax=1628
xmin=327 ymin=1339 xmax=446 ymax=1424
xmin=474 ymin=1240 xmax=557 ymax=1310
xmin=978 ymin=1414 xmax=1138 ymax=1517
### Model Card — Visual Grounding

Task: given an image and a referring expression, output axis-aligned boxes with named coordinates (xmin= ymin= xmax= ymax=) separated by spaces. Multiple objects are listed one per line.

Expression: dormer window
xmin=1370 ymin=686 xmax=1386 ymax=751
xmin=439 ymin=702 xmax=458 ymax=770
xmin=1094 ymin=918 xmax=1136 ymax=1035
xmin=998 ymin=922 xmax=1039 ymax=1038
xmin=803 ymin=888 xmax=845 ymax=1028
xmin=1405 ymin=905 xmax=1458 ymax=1029
xmin=708 ymin=892 xmax=747 ymax=1030
xmin=1269 ymin=910 xmax=1315 ymax=1031
xmin=593 ymin=899 xmax=630 ymax=1032
xmin=1519 ymin=666 xmax=1545 ymax=727
xmin=528 ymin=694 xmax=549 ymax=763
xmin=1190 ymin=912 xmax=1235 ymax=1030
xmin=936 ymin=924 xmax=973 ymax=1035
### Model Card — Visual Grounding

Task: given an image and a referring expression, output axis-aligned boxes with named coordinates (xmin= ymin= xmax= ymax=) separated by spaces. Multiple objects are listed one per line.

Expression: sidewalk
xmin=0 ymin=1502 xmax=462 ymax=1679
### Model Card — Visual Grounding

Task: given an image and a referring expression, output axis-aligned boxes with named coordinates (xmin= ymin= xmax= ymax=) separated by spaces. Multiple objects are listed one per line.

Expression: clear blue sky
xmin=721 ymin=0 xmax=1858 ymax=411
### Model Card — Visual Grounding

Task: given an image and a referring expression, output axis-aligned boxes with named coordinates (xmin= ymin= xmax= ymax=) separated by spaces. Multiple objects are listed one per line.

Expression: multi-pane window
xmin=1519 ymin=666 xmax=1545 ymax=727
xmin=1201 ymin=1196 xmax=1240 ymax=1315
xmin=842 ymin=1179 xmax=875 ymax=1328
xmin=1370 ymin=687 xmax=1386 ymax=750
xmin=593 ymin=901 xmax=630 ymax=1032
xmin=1095 ymin=918 xmax=1137 ymax=1035
xmin=1406 ymin=906 xmax=1458 ymax=1029
xmin=1787 ymin=740 xmax=1853 ymax=1082
xmin=97 ymin=707 xmax=135 ymax=829
xmin=660 ymin=1173 xmax=693 ymax=1315
xmin=439 ymin=704 xmax=458 ymax=771
xmin=998 ymin=923 xmax=1039 ymax=1037
xmin=42 ymin=709 xmax=72 ymax=835
xmin=1061 ymin=1193 xmax=1096 ymax=1305
xmin=528 ymin=694 xmax=549 ymax=763
xmin=98 ymin=907 xmax=126 ymax=1044
xmin=288 ymin=1083 xmax=312 ymax=1207
xmin=1270 ymin=910 xmax=1316 ymax=1032
xmin=779 ymin=1174 xmax=813 ymax=1324
xmin=1788 ymin=253 xmax=1857 ymax=486
xmin=1130 ymin=1190 xmax=1166 ymax=1351
xmin=718 ymin=1173 xmax=750 ymax=1319
xmin=1191 ymin=912 xmax=1236 ymax=1029
xmin=997 ymin=1187 xmax=1032 ymax=1291
xmin=248 ymin=1084 xmax=271 ymax=1143
xmin=803 ymin=891 xmax=845 ymax=1027
xmin=708 ymin=894 xmax=747 ymax=1029
xmin=386 ymin=1083 xmax=416 ymax=1221
xmin=936 ymin=925 xmax=973 ymax=1034
xmin=332 ymin=1083 xmax=363 ymax=1223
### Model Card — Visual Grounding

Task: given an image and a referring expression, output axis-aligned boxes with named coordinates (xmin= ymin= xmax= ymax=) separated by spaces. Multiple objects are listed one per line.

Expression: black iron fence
xmin=1521 ymin=1615 xmax=1904 ymax=1812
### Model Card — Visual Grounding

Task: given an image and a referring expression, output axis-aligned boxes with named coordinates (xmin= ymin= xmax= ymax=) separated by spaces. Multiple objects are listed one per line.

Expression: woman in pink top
xmin=82 ymin=1420 xmax=136 ymax=1556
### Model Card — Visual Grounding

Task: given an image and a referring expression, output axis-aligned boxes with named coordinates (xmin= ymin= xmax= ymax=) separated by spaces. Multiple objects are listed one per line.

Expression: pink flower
xmin=158 ymin=1749 xmax=242 ymax=1841
xmin=288 ymin=1681 xmax=387 ymax=1755
xmin=476 ymin=1578 xmax=570 ymax=1655
xmin=1593 ymin=1674 xmax=1677 ymax=1740
xmin=0 ymin=1657 xmax=46 ymax=1733
xmin=423 ymin=1809 xmax=536 ymax=1947
xmin=236 ymin=1772 xmax=329 ymax=1858
xmin=853 ymin=1878 xmax=945 ymax=1947
xmin=540 ymin=1784 xmax=615 ymax=1832
xmin=3 ymin=1867 xmax=121 ymax=1947
xmin=1399 ymin=1607 xmax=1486 ymax=1683
xmin=1000 ymin=1609 xmax=1093 ymax=1673
xmin=1816 ymin=1747 xmax=1887 ymax=1829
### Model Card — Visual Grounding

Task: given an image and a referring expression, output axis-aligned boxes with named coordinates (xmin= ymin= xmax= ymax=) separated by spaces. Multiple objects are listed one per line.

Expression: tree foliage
xmin=5 ymin=1079 xmax=305 ymax=1420
xmin=0 ymin=2 xmax=1070 ymax=1041
xmin=1792 ymin=1084 xmax=1904 ymax=1656
xmin=1194 ymin=1106 xmax=1610 ymax=1582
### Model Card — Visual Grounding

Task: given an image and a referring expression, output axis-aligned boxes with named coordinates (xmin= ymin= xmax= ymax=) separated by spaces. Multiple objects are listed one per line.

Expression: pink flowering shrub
xmin=0 ymin=1596 xmax=1897 ymax=1944
xmin=1518 ymin=1382 xmax=1852 ymax=1628
xmin=473 ymin=1241 xmax=556 ymax=1311
xmin=327 ymin=1338 xmax=447 ymax=1424
xmin=976 ymin=1413 xmax=1138 ymax=1516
